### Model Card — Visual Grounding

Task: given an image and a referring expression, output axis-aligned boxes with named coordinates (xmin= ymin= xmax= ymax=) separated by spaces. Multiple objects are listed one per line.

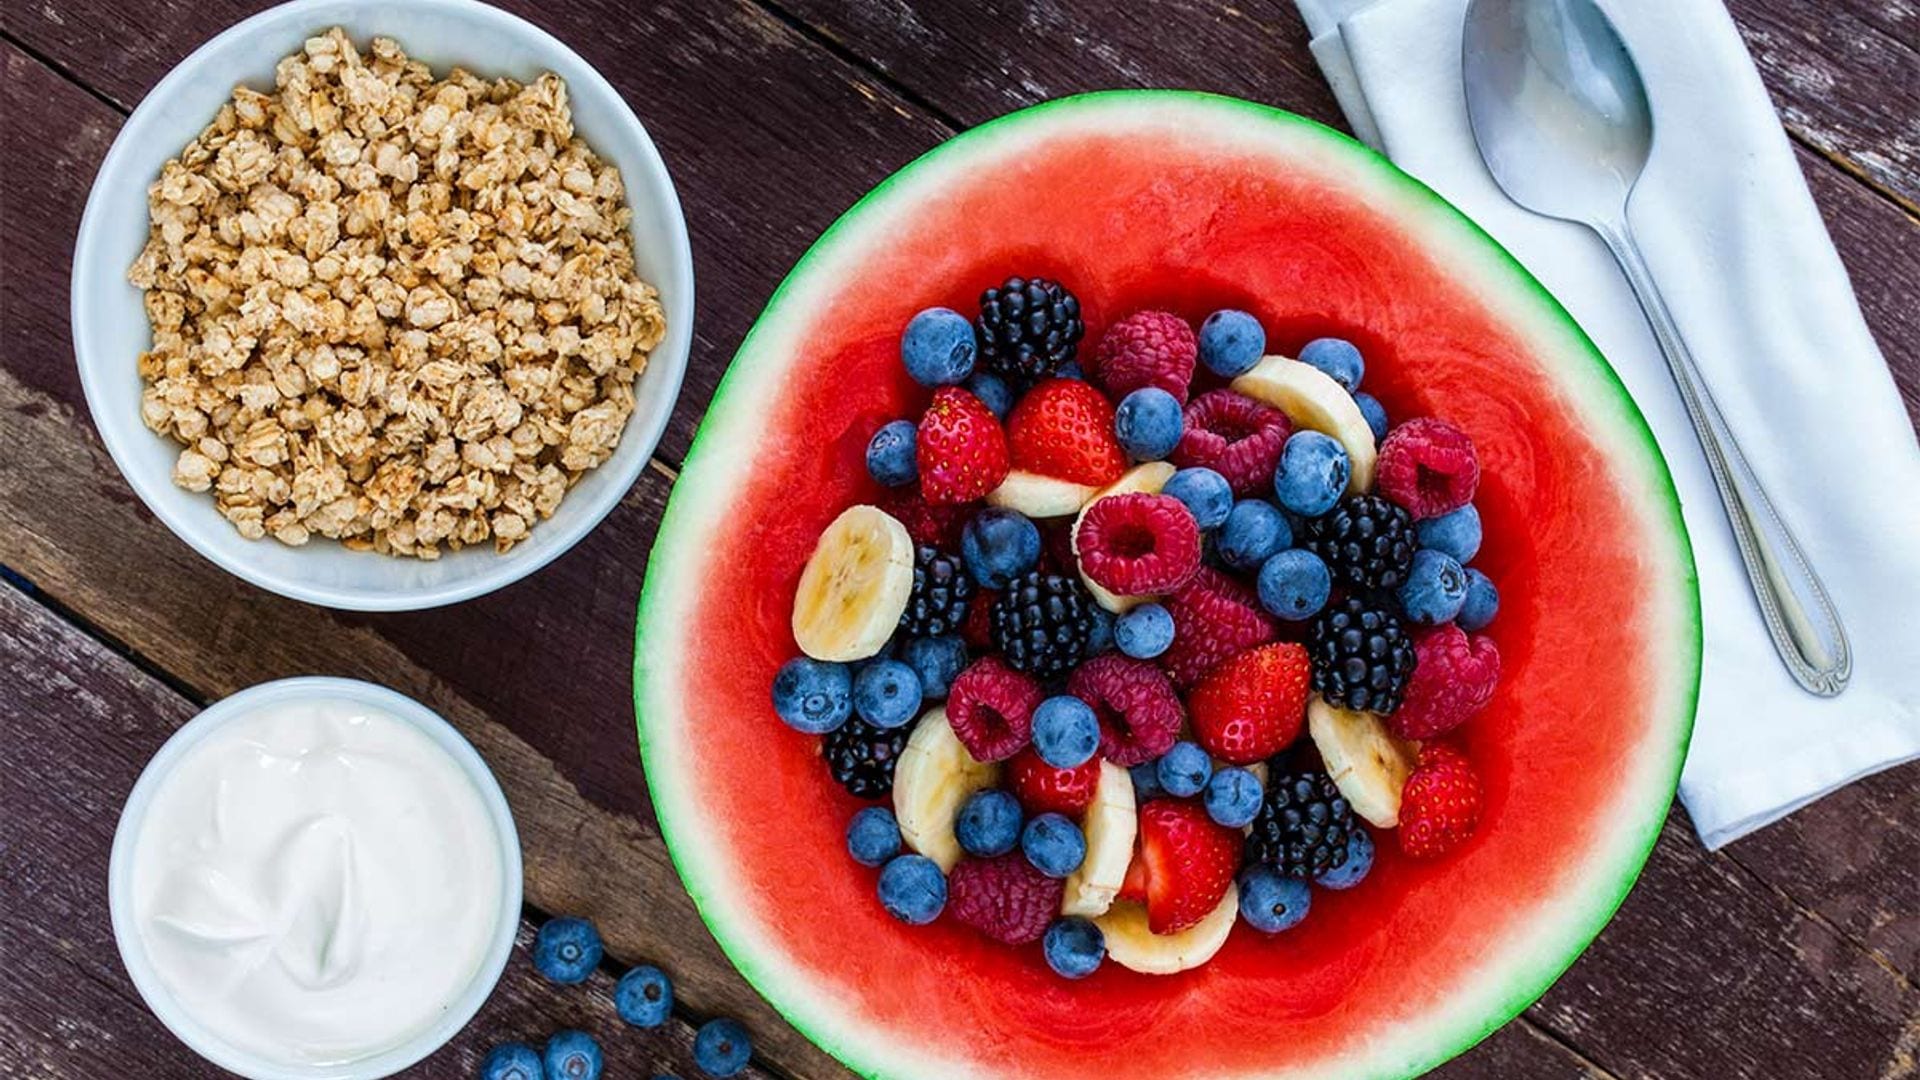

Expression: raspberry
xmin=1007 ymin=378 xmax=1128 ymax=486
xmin=961 ymin=589 xmax=997 ymax=649
xmin=1188 ymin=643 xmax=1310 ymax=764
xmin=1171 ymin=390 xmax=1291 ymax=497
xmin=1067 ymin=653 xmax=1183 ymax=766
xmin=876 ymin=488 xmax=972 ymax=549
xmin=1075 ymin=493 xmax=1202 ymax=597
xmin=1006 ymin=746 xmax=1100 ymax=817
xmin=1091 ymin=311 xmax=1197 ymax=402
xmin=1159 ymin=567 xmax=1280 ymax=687
xmin=946 ymin=656 xmax=1042 ymax=761
xmin=917 ymin=386 xmax=1010 ymax=505
xmin=1398 ymin=743 xmax=1483 ymax=859
xmin=1391 ymin=626 xmax=1501 ymax=740
xmin=946 ymin=853 xmax=1065 ymax=945
xmin=1376 ymin=417 xmax=1480 ymax=520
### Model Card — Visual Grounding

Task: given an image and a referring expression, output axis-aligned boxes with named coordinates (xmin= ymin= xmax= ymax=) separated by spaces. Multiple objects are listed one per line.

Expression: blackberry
xmin=822 ymin=717 xmax=911 ymax=799
xmin=1309 ymin=597 xmax=1417 ymax=714
xmin=976 ymin=276 xmax=1084 ymax=383
xmin=989 ymin=570 xmax=1096 ymax=679
xmin=1244 ymin=770 xmax=1355 ymax=879
xmin=1305 ymin=495 xmax=1416 ymax=592
xmin=899 ymin=545 xmax=974 ymax=638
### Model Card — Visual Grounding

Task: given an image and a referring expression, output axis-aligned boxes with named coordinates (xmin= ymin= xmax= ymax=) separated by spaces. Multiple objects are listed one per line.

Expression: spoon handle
xmin=1593 ymin=219 xmax=1850 ymax=696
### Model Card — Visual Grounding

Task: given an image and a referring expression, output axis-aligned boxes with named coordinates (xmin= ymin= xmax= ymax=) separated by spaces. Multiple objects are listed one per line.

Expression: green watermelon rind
xmin=635 ymin=90 xmax=1700 ymax=1080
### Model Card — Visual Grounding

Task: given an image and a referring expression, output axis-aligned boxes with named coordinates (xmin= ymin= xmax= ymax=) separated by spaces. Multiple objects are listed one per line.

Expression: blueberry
xmin=877 ymin=854 xmax=947 ymax=924
xmin=961 ymin=507 xmax=1041 ymax=589
xmin=543 ymin=1030 xmax=604 ymax=1080
xmin=1086 ymin=606 xmax=1115 ymax=655
xmin=900 ymin=636 xmax=968 ymax=699
xmin=846 ymin=806 xmax=902 ymax=867
xmin=1057 ymin=360 xmax=1086 ymax=381
xmin=1298 ymin=337 xmax=1364 ymax=392
xmin=1416 ymin=504 xmax=1482 ymax=564
xmin=955 ymin=789 xmax=1023 ymax=857
xmin=1238 ymin=865 xmax=1311 ymax=932
xmin=1164 ymin=467 xmax=1233 ymax=530
xmin=1353 ymin=391 xmax=1388 ymax=442
xmin=1022 ymin=813 xmax=1088 ymax=878
xmin=1130 ymin=761 xmax=1165 ymax=801
xmin=865 ymin=419 xmax=918 ymax=487
xmin=1459 ymin=568 xmax=1500 ymax=631
xmin=692 ymin=1018 xmax=753 ymax=1078
xmin=770 ymin=657 xmax=851 ymax=734
xmin=1274 ymin=431 xmax=1349 ymax=517
xmin=966 ymin=371 xmax=1014 ymax=419
xmin=1032 ymin=696 xmax=1100 ymax=768
xmin=852 ymin=659 xmax=922 ymax=729
xmin=1397 ymin=548 xmax=1468 ymax=625
xmin=480 ymin=1042 xmax=544 ymax=1080
xmin=1156 ymin=741 xmax=1213 ymax=799
xmin=1218 ymin=500 xmax=1292 ymax=571
xmin=1257 ymin=548 xmax=1332 ymax=621
xmin=901 ymin=307 xmax=977 ymax=387
xmin=1043 ymin=916 xmax=1107 ymax=979
xmin=1114 ymin=387 xmax=1184 ymax=461
xmin=1317 ymin=827 xmax=1375 ymax=890
xmin=1114 ymin=603 xmax=1175 ymax=659
xmin=1204 ymin=766 xmax=1264 ymax=829
xmin=1198 ymin=309 xmax=1266 ymax=378
xmin=615 ymin=964 xmax=674 ymax=1028
xmin=532 ymin=917 xmax=602 ymax=985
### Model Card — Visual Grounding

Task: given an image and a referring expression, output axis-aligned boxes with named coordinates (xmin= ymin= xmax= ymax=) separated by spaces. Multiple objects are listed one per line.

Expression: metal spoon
xmin=1462 ymin=0 xmax=1849 ymax=696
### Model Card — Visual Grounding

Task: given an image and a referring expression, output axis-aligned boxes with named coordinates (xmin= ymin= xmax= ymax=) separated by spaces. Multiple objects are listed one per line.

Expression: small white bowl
xmin=108 ymin=676 xmax=523 ymax=1080
xmin=72 ymin=0 xmax=694 ymax=610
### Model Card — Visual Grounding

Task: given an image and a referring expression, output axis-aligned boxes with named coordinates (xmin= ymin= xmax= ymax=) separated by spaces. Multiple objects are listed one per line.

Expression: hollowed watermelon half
xmin=636 ymin=91 xmax=1699 ymax=1079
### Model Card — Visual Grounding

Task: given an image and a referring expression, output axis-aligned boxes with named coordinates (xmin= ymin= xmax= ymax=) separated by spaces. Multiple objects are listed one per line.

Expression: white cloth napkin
xmin=1295 ymin=0 xmax=1920 ymax=848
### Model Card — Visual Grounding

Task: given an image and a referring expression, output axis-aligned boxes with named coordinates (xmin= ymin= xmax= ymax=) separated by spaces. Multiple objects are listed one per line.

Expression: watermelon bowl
xmin=635 ymin=91 xmax=1700 ymax=1079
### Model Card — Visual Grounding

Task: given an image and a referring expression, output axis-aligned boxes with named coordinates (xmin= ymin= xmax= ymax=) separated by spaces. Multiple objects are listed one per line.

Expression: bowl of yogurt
xmin=108 ymin=677 xmax=522 ymax=1079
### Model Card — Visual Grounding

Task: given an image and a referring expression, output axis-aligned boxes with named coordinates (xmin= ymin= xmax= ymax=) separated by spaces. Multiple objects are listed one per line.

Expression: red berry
xmin=1391 ymin=626 xmax=1501 ymax=740
xmin=1376 ymin=417 xmax=1480 ymax=520
xmin=1131 ymin=800 xmax=1241 ymax=934
xmin=1159 ymin=567 xmax=1280 ymax=688
xmin=1188 ymin=643 xmax=1310 ymax=764
xmin=946 ymin=853 xmax=1065 ymax=945
xmin=876 ymin=487 xmax=972 ymax=549
xmin=917 ymin=387 xmax=1009 ymax=505
xmin=1007 ymin=378 xmax=1128 ymax=486
xmin=1039 ymin=520 xmax=1078 ymax=575
xmin=1091 ymin=311 xmax=1197 ymax=402
xmin=946 ymin=656 xmax=1042 ymax=762
xmin=1067 ymin=653 xmax=1183 ymax=766
xmin=1171 ymin=390 xmax=1291 ymax=497
xmin=961 ymin=589 xmax=997 ymax=649
xmin=1398 ymin=744 xmax=1483 ymax=859
xmin=1075 ymin=493 xmax=1202 ymax=597
xmin=1006 ymin=746 xmax=1101 ymax=817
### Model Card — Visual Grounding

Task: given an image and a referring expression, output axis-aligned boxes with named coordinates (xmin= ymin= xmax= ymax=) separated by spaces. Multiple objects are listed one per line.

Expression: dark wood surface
xmin=2 ymin=1 xmax=1915 ymax=1077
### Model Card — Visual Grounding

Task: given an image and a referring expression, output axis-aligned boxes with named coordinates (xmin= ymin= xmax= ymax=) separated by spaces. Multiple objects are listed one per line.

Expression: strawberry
xmin=1188 ymin=643 xmax=1310 ymax=764
xmin=1398 ymin=744 xmax=1483 ymax=859
xmin=1128 ymin=799 xmax=1242 ymax=933
xmin=1006 ymin=746 xmax=1101 ymax=817
xmin=918 ymin=387 xmax=1009 ymax=505
xmin=1006 ymin=378 xmax=1127 ymax=486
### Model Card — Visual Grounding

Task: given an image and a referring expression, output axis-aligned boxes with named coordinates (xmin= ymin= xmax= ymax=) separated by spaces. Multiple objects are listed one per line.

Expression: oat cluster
xmin=129 ymin=28 xmax=666 ymax=557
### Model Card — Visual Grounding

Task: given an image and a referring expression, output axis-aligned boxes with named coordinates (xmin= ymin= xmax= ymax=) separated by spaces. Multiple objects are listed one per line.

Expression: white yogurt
xmin=126 ymin=694 xmax=507 ymax=1069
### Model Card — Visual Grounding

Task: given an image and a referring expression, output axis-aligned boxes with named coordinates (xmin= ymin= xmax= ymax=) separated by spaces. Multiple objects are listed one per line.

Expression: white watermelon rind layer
xmin=635 ymin=91 xmax=1700 ymax=1080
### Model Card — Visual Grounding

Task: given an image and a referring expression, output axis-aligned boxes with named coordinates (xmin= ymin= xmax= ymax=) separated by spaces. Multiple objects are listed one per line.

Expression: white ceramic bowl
xmin=108 ymin=677 xmax=523 ymax=1079
xmin=72 ymin=0 xmax=693 ymax=610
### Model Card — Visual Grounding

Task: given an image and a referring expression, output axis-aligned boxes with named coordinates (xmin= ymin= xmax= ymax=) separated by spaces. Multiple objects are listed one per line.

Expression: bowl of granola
xmin=72 ymin=0 xmax=692 ymax=611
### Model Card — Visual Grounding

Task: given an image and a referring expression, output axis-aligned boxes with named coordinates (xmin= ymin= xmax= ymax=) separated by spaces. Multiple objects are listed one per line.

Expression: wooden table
xmin=3 ymin=2 xmax=1916 ymax=1077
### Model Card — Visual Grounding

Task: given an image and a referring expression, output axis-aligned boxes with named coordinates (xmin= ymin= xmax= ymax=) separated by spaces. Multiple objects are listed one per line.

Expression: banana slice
xmin=893 ymin=707 xmax=1001 ymax=872
xmin=791 ymin=505 xmax=914 ymax=662
xmin=1061 ymin=760 xmax=1138 ymax=917
xmin=1232 ymin=356 xmax=1376 ymax=493
xmin=1094 ymin=885 xmax=1239 ymax=975
xmin=1071 ymin=461 xmax=1180 ymax=613
xmin=987 ymin=469 xmax=1100 ymax=519
xmin=1307 ymin=695 xmax=1418 ymax=828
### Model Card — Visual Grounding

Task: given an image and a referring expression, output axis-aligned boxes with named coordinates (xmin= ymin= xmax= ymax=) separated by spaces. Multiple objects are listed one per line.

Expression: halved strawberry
xmin=1007 ymin=378 xmax=1127 ymax=487
xmin=1188 ymin=643 xmax=1311 ymax=764
xmin=918 ymin=386 xmax=1009 ymax=504
xmin=1128 ymin=800 xmax=1242 ymax=933
xmin=1006 ymin=746 xmax=1102 ymax=817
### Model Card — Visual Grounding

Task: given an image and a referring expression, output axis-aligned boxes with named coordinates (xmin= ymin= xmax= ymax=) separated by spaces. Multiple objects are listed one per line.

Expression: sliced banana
xmin=986 ymin=469 xmax=1100 ymax=519
xmin=1071 ymin=461 xmax=1180 ymax=613
xmin=1061 ymin=760 xmax=1138 ymax=917
xmin=1307 ymin=695 xmax=1418 ymax=828
xmin=1094 ymin=885 xmax=1239 ymax=975
xmin=893 ymin=707 xmax=1001 ymax=872
xmin=1232 ymin=356 xmax=1377 ymax=493
xmin=791 ymin=505 xmax=914 ymax=662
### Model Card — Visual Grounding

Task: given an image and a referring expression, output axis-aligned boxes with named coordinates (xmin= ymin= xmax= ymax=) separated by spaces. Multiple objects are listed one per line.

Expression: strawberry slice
xmin=1129 ymin=800 xmax=1242 ymax=934
xmin=918 ymin=386 xmax=1009 ymax=504
xmin=1188 ymin=643 xmax=1311 ymax=764
xmin=1007 ymin=378 xmax=1127 ymax=486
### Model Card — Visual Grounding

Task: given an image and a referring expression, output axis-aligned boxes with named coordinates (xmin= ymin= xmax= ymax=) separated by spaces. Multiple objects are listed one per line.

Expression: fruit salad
xmin=771 ymin=276 xmax=1503 ymax=980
